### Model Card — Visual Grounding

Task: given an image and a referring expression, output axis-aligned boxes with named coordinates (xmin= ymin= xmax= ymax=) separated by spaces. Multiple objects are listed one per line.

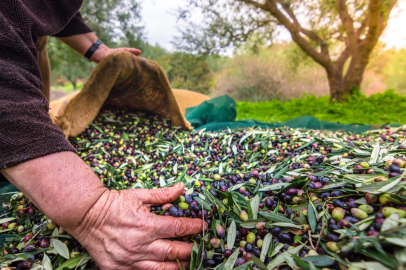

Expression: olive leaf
xmin=258 ymin=183 xmax=290 ymax=191
xmin=75 ymin=251 xmax=91 ymax=270
xmin=55 ymin=255 xmax=83 ymax=270
xmin=232 ymin=262 xmax=253 ymax=270
xmin=370 ymin=143 xmax=380 ymax=163
xmin=268 ymin=222 xmax=302 ymax=229
xmin=0 ymin=217 xmax=16 ymax=224
xmin=307 ymin=202 xmax=317 ymax=233
xmin=190 ymin=242 xmax=198 ymax=270
xmin=227 ymin=220 xmax=236 ymax=249
xmin=290 ymin=202 xmax=323 ymax=212
xmin=251 ymin=254 xmax=267 ymax=270
xmin=349 ymin=262 xmax=392 ymax=270
xmin=251 ymin=195 xmax=260 ymax=220
xmin=320 ymin=242 xmax=349 ymax=266
xmin=358 ymin=220 xmax=374 ymax=231
xmin=42 ymin=253 xmax=53 ymax=270
xmin=281 ymin=252 xmax=298 ymax=269
xmin=385 ymin=237 xmax=406 ymax=247
xmin=302 ymin=255 xmax=335 ymax=267
xmin=356 ymin=176 xmax=402 ymax=194
xmin=322 ymin=182 xmax=347 ymax=189
xmin=394 ymin=247 xmax=406 ymax=264
xmin=267 ymin=244 xmax=304 ymax=270
xmin=224 ymin=248 xmax=239 ymax=270
xmin=381 ymin=213 xmax=400 ymax=232
xmin=259 ymin=211 xmax=295 ymax=224
xmin=355 ymin=197 xmax=367 ymax=204
xmin=231 ymin=192 xmax=247 ymax=207
xmin=159 ymin=176 xmax=166 ymax=187
xmin=269 ymin=243 xmax=284 ymax=257
xmin=360 ymin=248 xmax=399 ymax=269
xmin=292 ymin=255 xmax=321 ymax=270
xmin=247 ymin=200 xmax=253 ymax=220
xmin=51 ymin=239 xmax=69 ymax=260
xmin=228 ymin=183 xmax=245 ymax=192
xmin=274 ymin=166 xmax=289 ymax=179
xmin=308 ymin=262 xmax=317 ymax=270
xmin=260 ymin=233 xmax=272 ymax=262
xmin=241 ymin=218 xmax=268 ymax=229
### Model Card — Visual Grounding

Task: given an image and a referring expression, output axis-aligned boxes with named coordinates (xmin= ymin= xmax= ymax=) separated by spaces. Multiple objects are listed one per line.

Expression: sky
xmin=141 ymin=0 xmax=406 ymax=52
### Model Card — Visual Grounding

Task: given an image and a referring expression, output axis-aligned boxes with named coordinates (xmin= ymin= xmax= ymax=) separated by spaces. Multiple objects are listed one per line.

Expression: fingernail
xmin=174 ymin=183 xmax=182 ymax=189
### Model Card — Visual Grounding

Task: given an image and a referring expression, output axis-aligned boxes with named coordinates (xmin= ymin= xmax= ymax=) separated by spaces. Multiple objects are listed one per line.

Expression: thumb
xmin=133 ymin=182 xmax=185 ymax=205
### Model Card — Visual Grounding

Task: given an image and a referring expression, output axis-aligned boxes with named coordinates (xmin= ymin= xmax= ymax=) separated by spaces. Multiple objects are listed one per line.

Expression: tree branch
xmin=361 ymin=0 xmax=397 ymax=50
xmin=238 ymin=0 xmax=267 ymax=10
xmin=280 ymin=2 xmax=324 ymax=45
xmin=336 ymin=0 xmax=356 ymax=51
xmin=356 ymin=13 xmax=370 ymax=38
xmin=266 ymin=0 xmax=330 ymax=68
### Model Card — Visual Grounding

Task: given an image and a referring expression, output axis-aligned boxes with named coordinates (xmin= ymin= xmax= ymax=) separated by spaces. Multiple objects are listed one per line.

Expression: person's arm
xmin=2 ymin=151 xmax=205 ymax=270
xmin=57 ymin=32 xmax=142 ymax=63
xmin=53 ymin=12 xmax=141 ymax=63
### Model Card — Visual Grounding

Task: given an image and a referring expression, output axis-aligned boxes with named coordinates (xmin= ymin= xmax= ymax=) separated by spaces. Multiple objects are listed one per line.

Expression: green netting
xmin=185 ymin=95 xmax=237 ymax=127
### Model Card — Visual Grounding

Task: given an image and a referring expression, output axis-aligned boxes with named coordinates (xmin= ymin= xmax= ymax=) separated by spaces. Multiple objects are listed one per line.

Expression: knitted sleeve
xmin=53 ymin=12 xmax=93 ymax=38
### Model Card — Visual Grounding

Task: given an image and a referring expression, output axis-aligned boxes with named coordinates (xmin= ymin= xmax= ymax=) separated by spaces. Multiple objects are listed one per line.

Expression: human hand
xmin=67 ymin=182 xmax=205 ymax=270
xmin=91 ymin=46 xmax=142 ymax=63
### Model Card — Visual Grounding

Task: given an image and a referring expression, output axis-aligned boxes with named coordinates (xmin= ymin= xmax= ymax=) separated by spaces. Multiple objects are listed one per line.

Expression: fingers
xmin=154 ymin=215 xmax=205 ymax=239
xmin=148 ymin=240 xmax=194 ymax=261
xmin=134 ymin=183 xmax=185 ymax=205
xmin=122 ymin=47 xmax=142 ymax=56
xmin=135 ymin=261 xmax=189 ymax=270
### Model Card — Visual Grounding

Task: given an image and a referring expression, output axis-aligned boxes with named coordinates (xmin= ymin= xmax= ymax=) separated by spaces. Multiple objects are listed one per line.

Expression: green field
xmin=236 ymin=90 xmax=406 ymax=125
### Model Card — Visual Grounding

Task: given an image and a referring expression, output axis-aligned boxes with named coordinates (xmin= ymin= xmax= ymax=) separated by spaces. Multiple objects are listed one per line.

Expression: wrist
xmin=89 ymin=44 xmax=109 ymax=63
xmin=68 ymin=189 xmax=117 ymax=242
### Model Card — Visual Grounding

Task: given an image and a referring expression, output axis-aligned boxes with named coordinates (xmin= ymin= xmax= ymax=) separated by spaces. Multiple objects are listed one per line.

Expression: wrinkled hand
xmin=67 ymin=182 xmax=205 ymax=270
xmin=91 ymin=46 xmax=142 ymax=63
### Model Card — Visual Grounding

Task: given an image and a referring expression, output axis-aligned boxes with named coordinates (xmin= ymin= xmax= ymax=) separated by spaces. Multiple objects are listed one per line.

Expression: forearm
xmin=2 ymin=151 xmax=107 ymax=230
xmin=57 ymin=32 xmax=109 ymax=63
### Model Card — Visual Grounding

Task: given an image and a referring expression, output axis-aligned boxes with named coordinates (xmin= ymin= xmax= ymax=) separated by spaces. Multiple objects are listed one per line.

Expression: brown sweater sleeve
xmin=0 ymin=1 xmax=78 ymax=171
xmin=53 ymin=12 xmax=93 ymax=38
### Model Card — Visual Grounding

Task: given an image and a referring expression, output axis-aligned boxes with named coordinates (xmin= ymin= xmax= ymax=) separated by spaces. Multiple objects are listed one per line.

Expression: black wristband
xmin=84 ymin=39 xmax=103 ymax=60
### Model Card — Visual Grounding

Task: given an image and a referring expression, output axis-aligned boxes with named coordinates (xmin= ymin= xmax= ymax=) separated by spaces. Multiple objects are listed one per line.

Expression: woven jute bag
xmin=47 ymin=51 xmax=210 ymax=138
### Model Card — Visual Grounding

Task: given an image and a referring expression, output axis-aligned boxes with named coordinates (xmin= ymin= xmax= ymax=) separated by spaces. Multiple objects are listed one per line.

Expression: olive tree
xmin=175 ymin=0 xmax=398 ymax=101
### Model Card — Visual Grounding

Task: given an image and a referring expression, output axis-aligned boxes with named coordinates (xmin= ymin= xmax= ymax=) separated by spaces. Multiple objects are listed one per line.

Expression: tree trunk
xmin=328 ymin=45 xmax=372 ymax=102
xmin=72 ymin=81 xmax=77 ymax=91
xmin=342 ymin=44 xmax=374 ymax=96
xmin=326 ymin=64 xmax=350 ymax=102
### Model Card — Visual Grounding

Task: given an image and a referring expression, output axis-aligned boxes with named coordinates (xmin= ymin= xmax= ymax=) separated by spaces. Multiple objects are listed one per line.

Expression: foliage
xmin=47 ymin=37 xmax=95 ymax=90
xmin=237 ymin=89 xmax=406 ymax=125
xmin=80 ymin=0 xmax=144 ymax=46
xmin=156 ymin=53 xmax=213 ymax=94
xmin=175 ymin=0 xmax=398 ymax=100
xmin=381 ymin=48 xmax=406 ymax=95
xmin=211 ymin=43 xmax=328 ymax=102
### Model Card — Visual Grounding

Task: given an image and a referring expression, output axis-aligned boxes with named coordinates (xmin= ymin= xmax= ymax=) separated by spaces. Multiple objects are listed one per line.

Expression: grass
xmin=51 ymin=83 xmax=84 ymax=94
xmin=236 ymin=90 xmax=406 ymax=125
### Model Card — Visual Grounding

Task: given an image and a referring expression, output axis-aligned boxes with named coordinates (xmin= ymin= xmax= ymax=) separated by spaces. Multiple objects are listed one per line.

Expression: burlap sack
xmin=49 ymin=51 xmax=210 ymax=138
xmin=50 ymin=89 xmax=210 ymax=123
